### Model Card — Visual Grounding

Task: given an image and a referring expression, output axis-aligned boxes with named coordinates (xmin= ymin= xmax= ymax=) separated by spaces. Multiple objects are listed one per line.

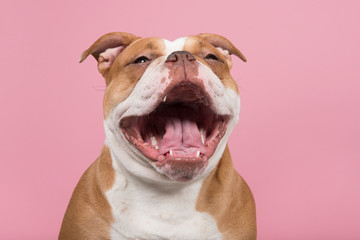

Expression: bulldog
xmin=59 ymin=32 xmax=256 ymax=240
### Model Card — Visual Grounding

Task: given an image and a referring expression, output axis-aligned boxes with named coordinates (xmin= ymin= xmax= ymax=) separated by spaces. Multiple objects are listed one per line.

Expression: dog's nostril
xmin=166 ymin=52 xmax=179 ymax=62
xmin=186 ymin=53 xmax=196 ymax=61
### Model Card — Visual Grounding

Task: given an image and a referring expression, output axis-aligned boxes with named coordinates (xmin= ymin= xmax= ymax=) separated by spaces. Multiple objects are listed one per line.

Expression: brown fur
xmin=103 ymin=38 xmax=165 ymax=118
xmin=59 ymin=146 xmax=115 ymax=240
xmin=196 ymin=146 xmax=257 ymax=240
xmin=183 ymin=37 xmax=240 ymax=94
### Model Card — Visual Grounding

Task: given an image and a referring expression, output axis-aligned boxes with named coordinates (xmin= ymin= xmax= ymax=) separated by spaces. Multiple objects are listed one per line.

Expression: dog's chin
xmin=119 ymin=83 xmax=230 ymax=182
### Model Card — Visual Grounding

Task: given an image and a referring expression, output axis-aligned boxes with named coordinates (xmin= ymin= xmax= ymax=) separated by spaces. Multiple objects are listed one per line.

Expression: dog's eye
xmin=205 ymin=54 xmax=218 ymax=61
xmin=133 ymin=56 xmax=150 ymax=64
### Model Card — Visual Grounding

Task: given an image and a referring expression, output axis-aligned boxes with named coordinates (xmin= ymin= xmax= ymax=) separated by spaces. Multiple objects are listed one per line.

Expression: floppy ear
xmin=79 ymin=32 xmax=138 ymax=77
xmin=195 ymin=33 xmax=247 ymax=69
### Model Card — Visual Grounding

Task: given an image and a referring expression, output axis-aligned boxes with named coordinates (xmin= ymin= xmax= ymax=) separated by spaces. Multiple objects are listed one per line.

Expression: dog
xmin=59 ymin=32 xmax=256 ymax=240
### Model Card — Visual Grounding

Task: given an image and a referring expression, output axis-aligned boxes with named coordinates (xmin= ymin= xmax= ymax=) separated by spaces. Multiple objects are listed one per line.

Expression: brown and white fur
xmin=59 ymin=32 xmax=256 ymax=240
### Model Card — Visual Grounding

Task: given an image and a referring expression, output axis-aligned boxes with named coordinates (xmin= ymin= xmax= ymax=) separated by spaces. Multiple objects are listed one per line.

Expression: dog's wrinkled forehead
xmin=123 ymin=36 xmax=200 ymax=52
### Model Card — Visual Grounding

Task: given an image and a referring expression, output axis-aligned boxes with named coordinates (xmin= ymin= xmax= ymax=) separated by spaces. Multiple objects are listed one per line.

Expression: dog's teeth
xmin=200 ymin=129 xmax=205 ymax=144
xmin=196 ymin=151 xmax=200 ymax=158
xmin=150 ymin=136 xmax=158 ymax=146
xmin=163 ymin=95 xmax=167 ymax=102
xmin=169 ymin=150 xmax=173 ymax=156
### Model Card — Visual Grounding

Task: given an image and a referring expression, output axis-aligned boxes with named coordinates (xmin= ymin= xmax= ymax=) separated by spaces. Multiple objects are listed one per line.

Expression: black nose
xmin=165 ymin=51 xmax=196 ymax=63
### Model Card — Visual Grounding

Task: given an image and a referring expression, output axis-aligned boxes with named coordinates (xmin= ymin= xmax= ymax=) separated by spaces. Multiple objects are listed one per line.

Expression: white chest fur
xmin=105 ymin=166 xmax=222 ymax=240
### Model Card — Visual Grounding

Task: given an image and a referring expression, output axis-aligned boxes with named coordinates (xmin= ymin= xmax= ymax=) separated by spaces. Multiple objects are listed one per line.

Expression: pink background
xmin=1 ymin=0 xmax=359 ymax=239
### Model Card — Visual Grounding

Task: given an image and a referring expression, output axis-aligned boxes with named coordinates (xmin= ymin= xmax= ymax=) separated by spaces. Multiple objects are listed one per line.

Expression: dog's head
xmin=80 ymin=32 xmax=246 ymax=182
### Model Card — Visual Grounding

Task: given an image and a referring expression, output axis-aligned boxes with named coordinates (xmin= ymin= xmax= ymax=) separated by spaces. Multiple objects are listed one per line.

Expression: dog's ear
xmin=79 ymin=32 xmax=139 ymax=77
xmin=195 ymin=33 xmax=246 ymax=69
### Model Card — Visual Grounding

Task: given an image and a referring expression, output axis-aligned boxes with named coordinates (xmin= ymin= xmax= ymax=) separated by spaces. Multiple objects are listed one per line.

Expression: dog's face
xmin=80 ymin=33 xmax=246 ymax=182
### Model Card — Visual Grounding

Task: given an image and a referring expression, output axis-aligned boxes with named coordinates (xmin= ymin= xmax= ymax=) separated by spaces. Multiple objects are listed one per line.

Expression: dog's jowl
xmin=59 ymin=32 xmax=256 ymax=240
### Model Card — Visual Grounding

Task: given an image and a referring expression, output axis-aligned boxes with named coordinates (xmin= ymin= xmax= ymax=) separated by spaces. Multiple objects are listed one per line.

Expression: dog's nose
xmin=165 ymin=51 xmax=196 ymax=63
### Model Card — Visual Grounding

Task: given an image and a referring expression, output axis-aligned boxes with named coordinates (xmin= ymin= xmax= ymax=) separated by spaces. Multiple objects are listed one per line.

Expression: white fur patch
xmin=105 ymin=151 xmax=223 ymax=239
xmin=163 ymin=37 xmax=186 ymax=55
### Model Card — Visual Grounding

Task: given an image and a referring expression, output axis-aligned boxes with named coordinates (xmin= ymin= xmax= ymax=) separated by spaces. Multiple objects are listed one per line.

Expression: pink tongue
xmin=159 ymin=118 xmax=206 ymax=157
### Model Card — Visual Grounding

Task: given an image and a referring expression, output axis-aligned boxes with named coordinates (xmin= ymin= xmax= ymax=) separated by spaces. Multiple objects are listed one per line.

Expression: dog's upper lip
xmin=160 ymin=82 xmax=210 ymax=106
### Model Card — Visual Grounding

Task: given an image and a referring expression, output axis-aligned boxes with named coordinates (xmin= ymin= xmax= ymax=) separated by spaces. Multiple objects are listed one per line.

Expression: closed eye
xmin=133 ymin=56 xmax=150 ymax=64
xmin=205 ymin=53 xmax=219 ymax=61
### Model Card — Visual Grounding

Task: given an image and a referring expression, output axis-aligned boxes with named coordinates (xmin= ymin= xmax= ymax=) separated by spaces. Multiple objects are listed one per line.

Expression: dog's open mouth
xmin=120 ymin=83 xmax=229 ymax=179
